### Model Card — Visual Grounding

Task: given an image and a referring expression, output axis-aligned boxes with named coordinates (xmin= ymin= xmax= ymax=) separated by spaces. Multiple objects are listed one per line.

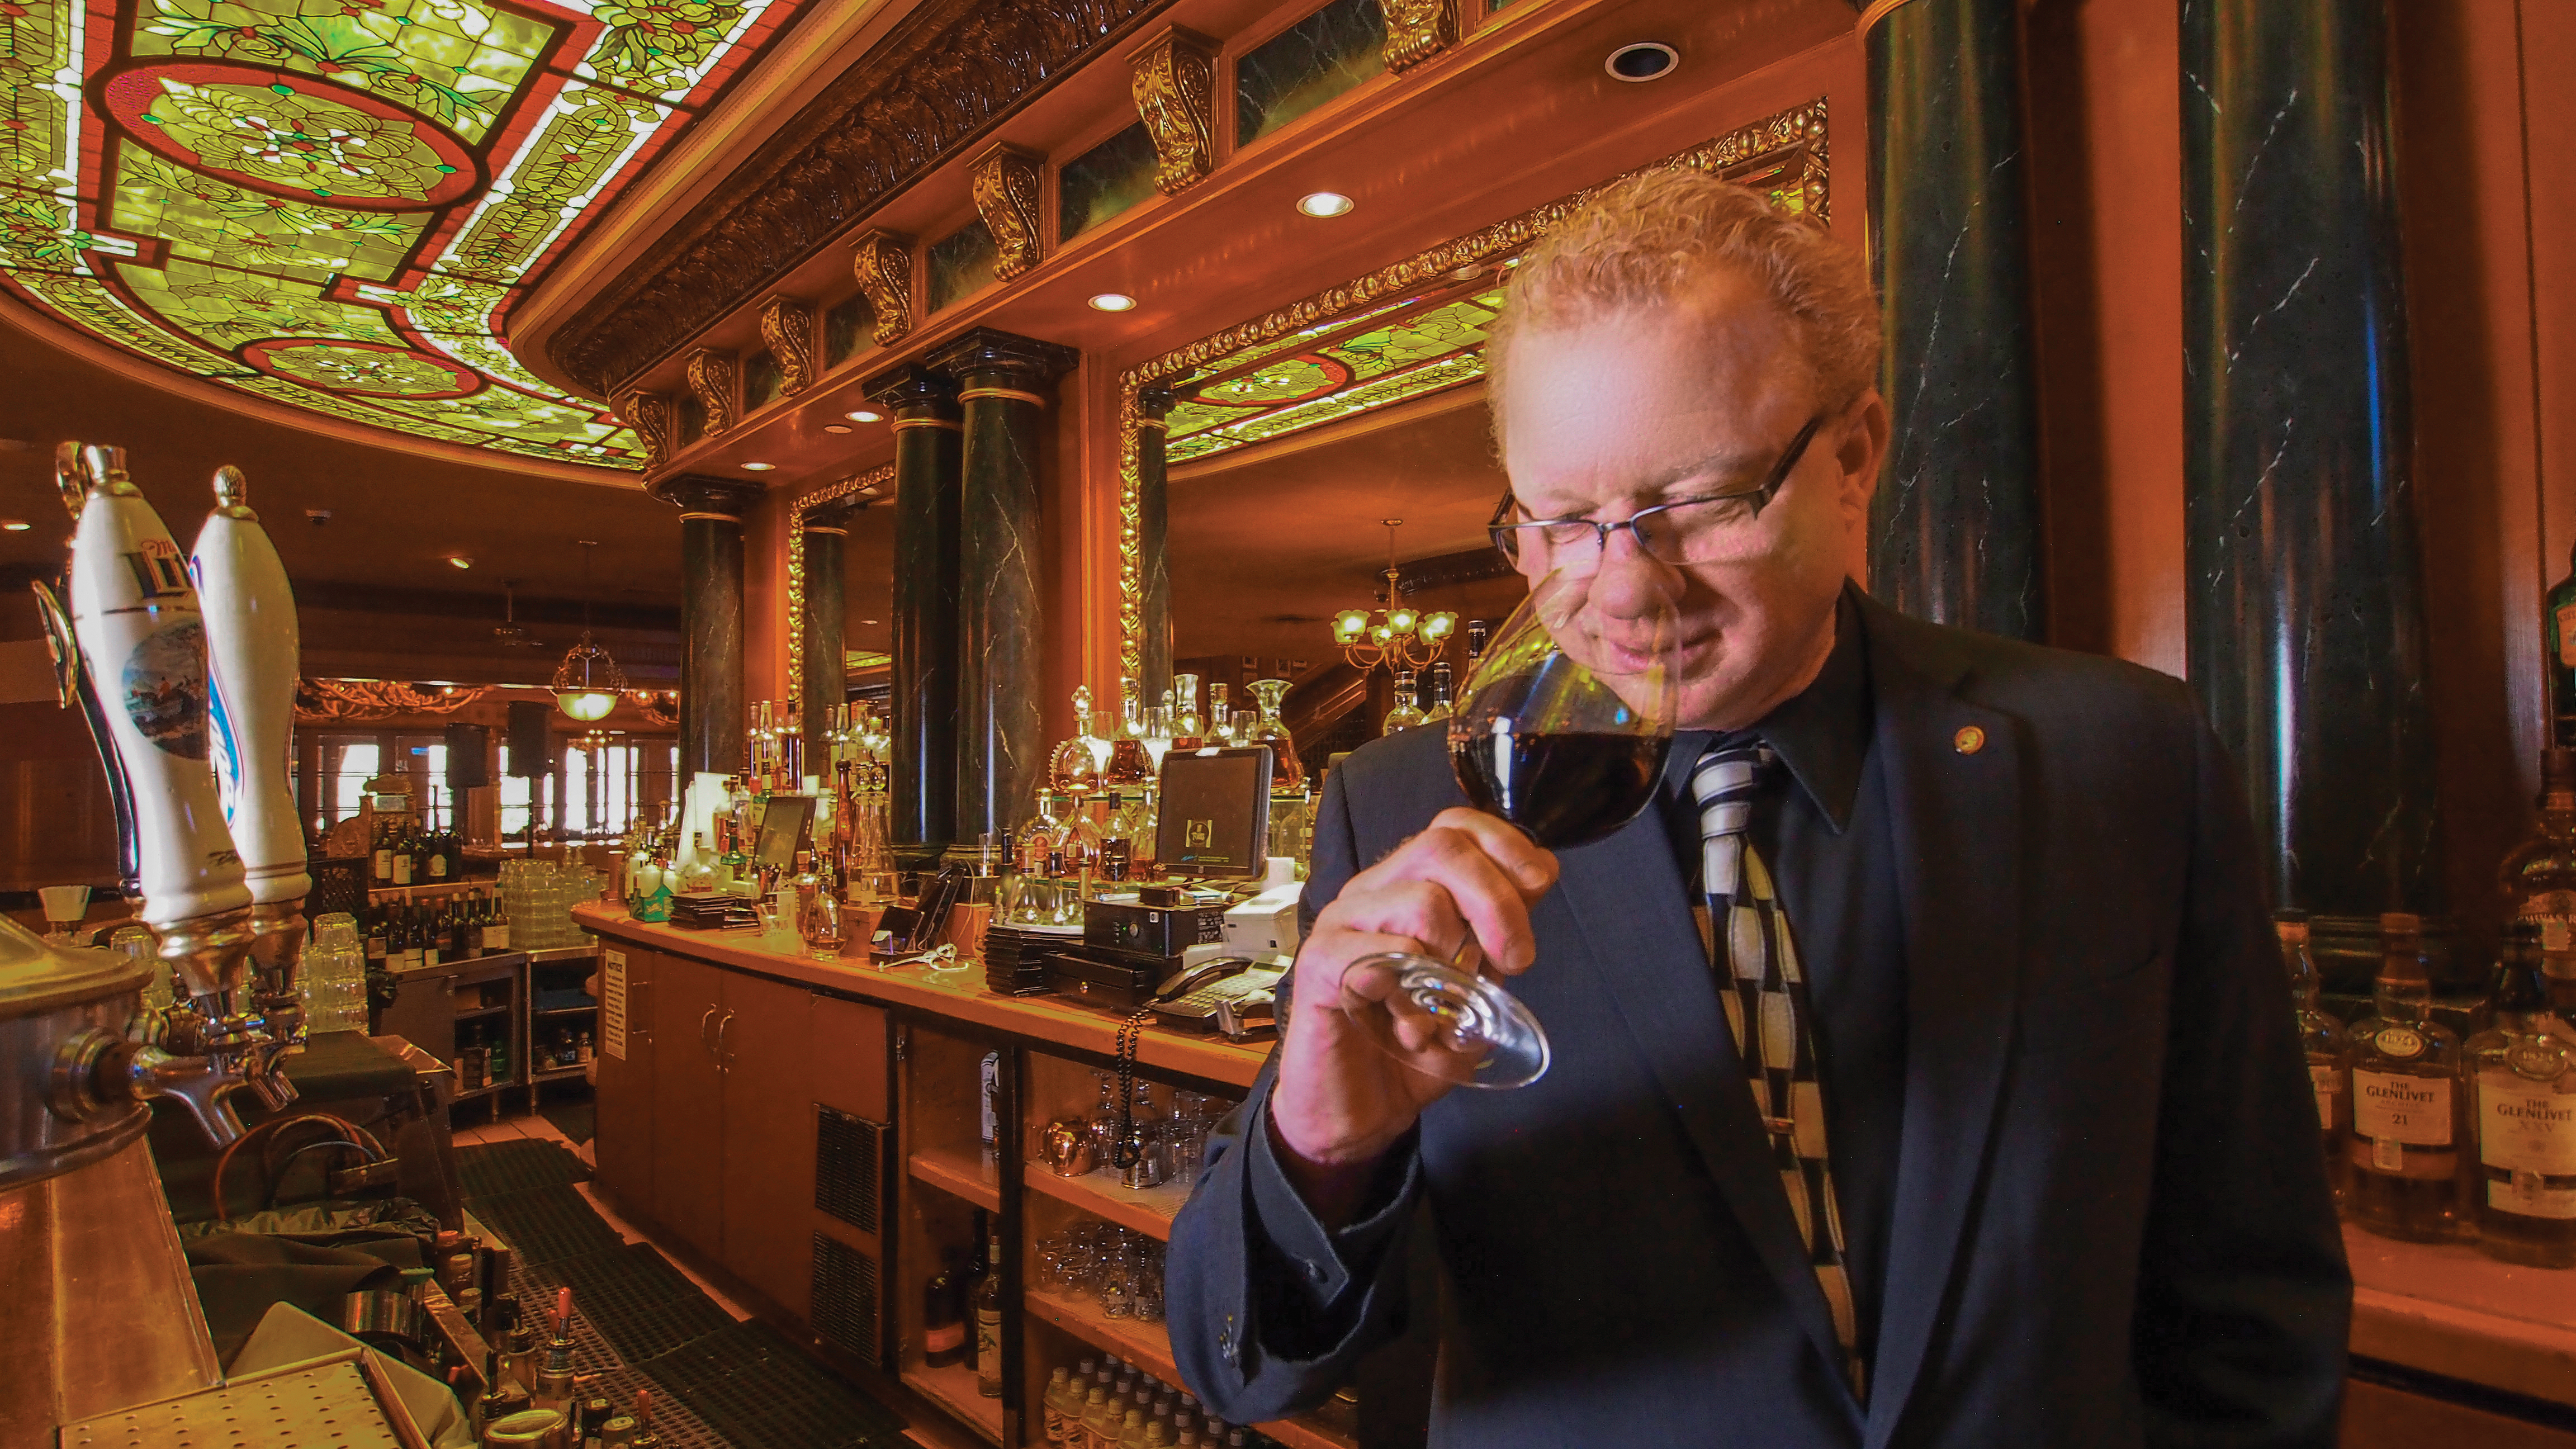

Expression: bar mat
xmin=453 ymin=1139 xmax=591 ymax=1199
xmin=641 ymin=1320 xmax=905 ymax=1449
xmin=468 ymin=1184 xmax=627 ymax=1266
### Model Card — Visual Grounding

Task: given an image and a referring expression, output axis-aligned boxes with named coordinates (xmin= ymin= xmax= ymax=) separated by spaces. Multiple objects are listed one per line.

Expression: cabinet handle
xmin=715 ymin=1011 xmax=735 ymax=1073
xmin=699 ymin=1006 xmax=719 ymax=1058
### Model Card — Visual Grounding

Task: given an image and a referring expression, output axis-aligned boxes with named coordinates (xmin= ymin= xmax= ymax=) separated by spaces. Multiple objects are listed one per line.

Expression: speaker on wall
xmin=446 ymin=723 xmax=490 ymax=788
xmin=506 ymin=701 xmax=551 ymax=779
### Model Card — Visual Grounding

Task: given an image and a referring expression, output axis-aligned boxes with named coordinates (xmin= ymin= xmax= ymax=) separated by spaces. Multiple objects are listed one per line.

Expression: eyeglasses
xmin=1488 ymin=414 xmax=1826 ymax=569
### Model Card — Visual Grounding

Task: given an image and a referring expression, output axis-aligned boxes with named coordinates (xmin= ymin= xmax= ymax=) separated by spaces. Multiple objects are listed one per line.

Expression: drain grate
xmin=470 ymin=1184 xmax=627 ymax=1266
xmin=453 ymin=1139 xmax=591 ymax=1199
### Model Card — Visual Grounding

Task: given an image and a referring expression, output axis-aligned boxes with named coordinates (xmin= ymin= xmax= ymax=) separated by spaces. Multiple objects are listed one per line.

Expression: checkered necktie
xmin=1692 ymin=737 xmax=1864 ymax=1397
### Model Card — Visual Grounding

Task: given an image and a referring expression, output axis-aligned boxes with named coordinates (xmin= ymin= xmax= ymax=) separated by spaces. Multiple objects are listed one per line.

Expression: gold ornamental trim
xmin=851 ymin=231 xmax=916 ymax=347
xmin=891 ymin=416 xmax=965 ymax=432
xmin=1129 ymin=26 xmax=1217 ymax=197
xmin=1857 ymin=0 xmax=1930 ymax=39
xmin=786 ymin=462 xmax=896 ymax=718
xmin=1109 ymin=97 xmax=1830 ymax=680
xmin=676 ymin=510 xmax=749 ymax=522
xmin=614 ymin=389 xmax=672 ymax=470
xmin=972 ymin=144 xmax=1047 ymax=282
xmin=1382 ymin=0 xmax=1464 ymax=73
xmin=684 ymin=348 xmax=738 ymax=439
xmin=757 ymin=296 xmax=818 ymax=398
xmin=958 ymin=385 xmax=1050 ymax=406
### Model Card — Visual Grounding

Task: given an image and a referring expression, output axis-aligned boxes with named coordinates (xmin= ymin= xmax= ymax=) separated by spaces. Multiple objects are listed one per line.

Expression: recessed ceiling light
xmin=1605 ymin=41 xmax=1679 ymax=82
xmin=824 ymin=423 xmax=852 ymax=434
xmin=741 ymin=462 xmax=776 ymax=471
xmin=1088 ymin=292 xmax=1137 ymax=312
xmin=846 ymin=410 xmax=883 ymax=423
xmin=447 ymin=555 xmax=472 ymax=569
xmin=1296 ymin=191 xmax=1355 ymax=218
xmin=0 ymin=519 xmax=30 ymax=532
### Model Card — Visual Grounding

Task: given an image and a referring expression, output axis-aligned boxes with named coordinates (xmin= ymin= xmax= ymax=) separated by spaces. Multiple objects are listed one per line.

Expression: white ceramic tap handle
xmin=192 ymin=466 xmax=310 ymax=906
xmin=62 ymin=443 xmax=251 ymax=928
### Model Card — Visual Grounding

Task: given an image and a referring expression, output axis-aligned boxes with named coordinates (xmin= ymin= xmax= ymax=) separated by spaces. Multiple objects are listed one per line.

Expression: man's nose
xmin=1586 ymin=529 xmax=1681 ymax=617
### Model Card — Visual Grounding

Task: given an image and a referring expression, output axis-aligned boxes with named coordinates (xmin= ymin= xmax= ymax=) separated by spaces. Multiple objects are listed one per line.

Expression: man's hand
xmin=1268 ymin=808 xmax=1559 ymax=1219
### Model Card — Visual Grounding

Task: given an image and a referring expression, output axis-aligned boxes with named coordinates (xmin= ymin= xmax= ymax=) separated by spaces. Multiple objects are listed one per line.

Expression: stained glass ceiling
xmin=0 ymin=0 xmax=807 ymax=468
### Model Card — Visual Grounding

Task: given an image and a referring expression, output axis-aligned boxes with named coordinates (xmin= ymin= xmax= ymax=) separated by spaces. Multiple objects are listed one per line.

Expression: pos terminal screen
xmin=1153 ymin=746 xmax=1272 ymax=879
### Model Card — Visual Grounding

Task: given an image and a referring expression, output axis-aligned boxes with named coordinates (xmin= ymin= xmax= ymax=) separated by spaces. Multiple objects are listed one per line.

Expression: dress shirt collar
xmin=1692 ymin=587 xmax=1872 ymax=834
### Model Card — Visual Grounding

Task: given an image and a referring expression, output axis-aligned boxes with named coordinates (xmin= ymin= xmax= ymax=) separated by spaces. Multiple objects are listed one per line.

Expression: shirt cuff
xmin=1243 ymin=1089 xmax=1420 ymax=1311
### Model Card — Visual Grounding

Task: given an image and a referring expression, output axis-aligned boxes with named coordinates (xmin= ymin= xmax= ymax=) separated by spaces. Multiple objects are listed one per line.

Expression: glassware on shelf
xmin=1141 ymin=704 xmax=1175 ymax=774
xmin=1172 ymin=674 xmax=1204 ymax=746
xmin=1206 ymin=683 xmax=1234 ymax=745
xmin=1050 ymin=686 xmax=1107 ymax=797
xmin=1105 ymin=679 xmax=1153 ymax=790
xmin=1384 ymin=670 xmax=1428 ymax=731
xmin=1243 ymin=678 xmax=1303 ymax=792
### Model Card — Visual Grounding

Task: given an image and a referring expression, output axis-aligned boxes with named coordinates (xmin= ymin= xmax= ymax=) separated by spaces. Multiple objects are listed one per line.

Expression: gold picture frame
xmin=1110 ymin=96 xmax=1829 ymax=680
xmin=785 ymin=462 xmax=896 ymax=716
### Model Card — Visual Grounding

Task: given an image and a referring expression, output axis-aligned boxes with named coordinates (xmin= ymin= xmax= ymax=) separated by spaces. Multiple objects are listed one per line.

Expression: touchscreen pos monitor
xmin=1153 ymin=746 xmax=1273 ymax=880
xmin=752 ymin=794 xmax=815 ymax=869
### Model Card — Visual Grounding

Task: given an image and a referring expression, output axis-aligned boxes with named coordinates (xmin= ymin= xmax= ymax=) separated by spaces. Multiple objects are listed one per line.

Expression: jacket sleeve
xmin=2132 ymin=703 xmax=2353 ymax=1447
xmin=1167 ymin=762 xmax=1426 ymax=1424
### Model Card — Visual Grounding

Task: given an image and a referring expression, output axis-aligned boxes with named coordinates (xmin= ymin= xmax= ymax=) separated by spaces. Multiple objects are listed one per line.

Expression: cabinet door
xmin=719 ymin=972 xmax=814 ymax=1317
xmin=592 ymin=945 xmax=655 ymax=1213
xmin=375 ymin=968 xmax=457 ymax=1067
xmin=650 ymin=952 xmax=726 ymax=1259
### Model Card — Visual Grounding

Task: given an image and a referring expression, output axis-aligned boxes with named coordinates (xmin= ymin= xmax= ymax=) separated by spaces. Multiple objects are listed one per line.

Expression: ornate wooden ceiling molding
xmin=850 ymin=231 xmax=919 ymax=347
xmin=546 ymin=0 xmax=1180 ymax=397
xmin=1129 ymin=26 xmax=1218 ymax=196
xmin=685 ymin=349 xmax=742 ymax=438
xmin=973 ymin=144 xmax=1049 ymax=281
xmin=1382 ymin=0 xmax=1465 ymax=73
xmin=616 ymin=390 xmax=676 ymax=471
xmin=759 ymin=296 xmax=821 ymax=397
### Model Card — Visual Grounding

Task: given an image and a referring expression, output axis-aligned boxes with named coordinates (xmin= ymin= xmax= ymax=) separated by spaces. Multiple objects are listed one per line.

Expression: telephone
xmin=1149 ymin=955 xmax=1288 ymax=1039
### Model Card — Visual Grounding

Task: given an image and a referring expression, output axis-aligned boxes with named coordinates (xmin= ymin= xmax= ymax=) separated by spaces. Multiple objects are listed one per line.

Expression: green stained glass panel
xmin=116 ymin=256 xmax=400 ymax=347
xmin=1059 ymin=122 xmax=1159 ymax=243
xmin=927 ymin=219 xmax=997 ymax=312
xmin=1235 ymin=0 xmax=1385 ymax=148
xmin=112 ymin=148 xmax=428 ymax=283
xmin=130 ymin=0 xmax=556 ymax=143
xmin=1167 ymin=286 xmax=1506 ymax=454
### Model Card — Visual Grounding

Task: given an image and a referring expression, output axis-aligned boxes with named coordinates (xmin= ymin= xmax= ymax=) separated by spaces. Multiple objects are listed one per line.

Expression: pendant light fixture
xmin=553 ymin=540 xmax=625 ymax=721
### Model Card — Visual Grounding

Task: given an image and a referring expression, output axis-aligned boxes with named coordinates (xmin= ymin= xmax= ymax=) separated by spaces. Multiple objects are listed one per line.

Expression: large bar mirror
xmin=1121 ymin=99 xmax=1829 ymax=783
xmin=787 ymin=461 xmax=899 ymax=746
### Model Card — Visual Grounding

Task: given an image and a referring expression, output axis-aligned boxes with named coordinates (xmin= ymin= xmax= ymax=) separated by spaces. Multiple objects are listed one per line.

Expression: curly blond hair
xmin=1486 ymin=167 xmax=1880 ymax=437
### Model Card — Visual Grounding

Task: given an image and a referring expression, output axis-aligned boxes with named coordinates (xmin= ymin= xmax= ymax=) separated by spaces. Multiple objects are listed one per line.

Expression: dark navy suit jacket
xmin=1167 ymin=591 xmax=2351 ymax=1447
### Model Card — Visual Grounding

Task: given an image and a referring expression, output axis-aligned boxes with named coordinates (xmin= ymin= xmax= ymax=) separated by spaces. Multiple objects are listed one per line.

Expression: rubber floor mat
xmin=468 ymin=1183 xmax=626 ymax=1266
xmin=453 ymin=1139 xmax=590 ymax=1199
xmin=641 ymin=1321 xmax=906 ymax=1449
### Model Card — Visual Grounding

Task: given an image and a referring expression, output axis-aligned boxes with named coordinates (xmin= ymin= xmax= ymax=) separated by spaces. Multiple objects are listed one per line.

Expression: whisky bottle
xmin=372 ymin=818 xmax=394 ymax=884
xmin=1422 ymin=657 xmax=1456 ymax=724
xmin=2548 ymin=541 xmax=2576 ymax=747
xmin=1105 ymin=679 xmax=1154 ymax=790
xmin=1384 ymin=670 xmax=1427 ymax=732
xmin=922 ymin=1249 xmax=965 ymax=1368
xmin=2503 ymin=747 xmax=2576 ymax=949
xmin=2465 ymin=922 xmax=2576 ymax=1266
xmin=391 ymin=822 xmax=415 ymax=886
xmin=974 ymin=1223 xmax=1003 ymax=1398
xmin=2279 ymin=911 xmax=2350 ymax=1203
xmin=1050 ymin=686 xmax=1106 ymax=797
xmin=2345 ymin=912 xmax=2467 ymax=1240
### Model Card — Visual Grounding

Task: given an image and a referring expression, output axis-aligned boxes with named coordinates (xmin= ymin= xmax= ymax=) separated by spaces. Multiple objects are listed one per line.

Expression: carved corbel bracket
xmin=1381 ymin=0 xmax=1464 ymax=73
xmin=850 ymin=231 xmax=917 ymax=346
xmin=684 ymin=348 xmax=738 ymax=439
xmin=972 ymin=144 xmax=1048 ymax=282
xmin=1129 ymin=26 xmax=1217 ymax=196
xmin=758 ymin=296 xmax=818 ymax=397
xmin=614 ymin=389 xmax=674 ymax=470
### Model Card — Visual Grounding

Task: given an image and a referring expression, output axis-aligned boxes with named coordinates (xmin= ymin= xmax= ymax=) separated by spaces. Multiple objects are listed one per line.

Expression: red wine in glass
xmin=1451 ymin=728 xmax=1669 ymax=850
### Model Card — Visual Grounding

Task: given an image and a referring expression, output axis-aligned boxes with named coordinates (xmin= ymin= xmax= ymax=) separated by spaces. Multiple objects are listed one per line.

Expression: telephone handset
xmin=1149 ymin=955 xmax=1288 ymax=1038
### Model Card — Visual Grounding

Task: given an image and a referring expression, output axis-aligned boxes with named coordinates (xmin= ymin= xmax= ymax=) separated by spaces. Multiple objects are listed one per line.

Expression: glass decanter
xmin=1207 ymin=683 xmax=1234 ymax=746
xmin=1244 ymin=678 xmax=1303 ymax=791
xmin=1142 ymin=704 xmax=1175 ymax=774
xmin=1384 ymin=670 xmax=1428 ymax=731
xmin=1172 ymin=674 xmax=1204 ymax=748
xmin=1052 ymin=685 xmax=1107 ymax=796
xmin=1105 ymin=678 xmax=1154 ymax=790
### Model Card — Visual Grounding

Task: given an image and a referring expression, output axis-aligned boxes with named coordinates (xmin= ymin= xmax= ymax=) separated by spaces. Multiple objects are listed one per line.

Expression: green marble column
xmin=927 ymin=328 xmax=1078 ymax=861
xmin=1864 ymin=0 xmax=2045 ymax=640
xmin=863 ymin=364 xmax=964 ymax=873
xmin=652 ymin=475 xmax=762 ymax=780
xmin=800 ymin=494 xmax=866 ymax=755
xmin=1135 ymin=383 xmax=1175 ymax=702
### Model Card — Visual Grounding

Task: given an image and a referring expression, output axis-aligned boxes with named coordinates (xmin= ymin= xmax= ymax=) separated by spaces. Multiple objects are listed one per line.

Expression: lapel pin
xmin=1953 ymin=725 xmax=1986 ymax=755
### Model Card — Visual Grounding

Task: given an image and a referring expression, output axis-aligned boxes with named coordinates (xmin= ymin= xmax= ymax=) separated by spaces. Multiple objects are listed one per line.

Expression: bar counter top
xmin=576 ymin=903 xmax=2576 ymax=1414
xmin=573 ymin=902 xmax=1272 ymax=1090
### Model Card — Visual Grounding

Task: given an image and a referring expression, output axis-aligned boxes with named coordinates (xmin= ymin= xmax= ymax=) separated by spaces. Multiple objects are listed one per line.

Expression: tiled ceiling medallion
xmin=0 ymin=0 xmax=807 ymax=469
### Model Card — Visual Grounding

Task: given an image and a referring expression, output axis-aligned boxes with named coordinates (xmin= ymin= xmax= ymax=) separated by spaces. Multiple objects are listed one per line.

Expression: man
xmin=1166 ymin=169 xmax=2350 ymax=1446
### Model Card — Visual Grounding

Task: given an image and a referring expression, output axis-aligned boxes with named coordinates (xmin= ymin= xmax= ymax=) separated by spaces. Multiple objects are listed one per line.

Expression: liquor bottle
xmin=974 ymin=1222 xmax=1004 ymax=1398
xmin=469 ymin=891 xmax=490 ymax=956
xmin=1173 ymin=672 xmax=1204 ymax=749
xmin=391 ymin=821 xmax=415 ymax=887
xmin=420 ymin=905 xmax=444 ymax=970
xmin=721 ymin=822 xmax=752 ymax=898
xmin=1207 ymin=682 xmax=1235 ymax=746
xmin=924 ymin=1249 xmax=965 ymax=1368
xmin=2345 ymin=913 xmax=2467 ymax=1240
xmin=1243 ymin=679 xmax=1304 ymax=792
xmin=364 ymin=907 xmax=388 ymax=975
xmin=1051 ymin=687 xmax=1106 ymax=797
xmin=678 ymin=832 xmax=719 ymax=894
xmin=487 ymin=891 xmax=512 ymax=952
xmin=1105 ymin=679 xmax=1154 ymax=790
xmin=2548 ymin=540 xmax=2576 ymax=747
xmin=2503 ymin=748 xmax=2576 ymax=949
xmin=372 ymin=817 xmax=394 ymax=884
xmin=1384 ymin=670 xmax=1427 ymax=732
xmin=2278 ymin=911 xmax=2350 ymax=1203
xmin=1422 ymin=657 xmax=1456 ymax=724
xmin=427 ymin=827 xmax=450 ymax=882
xmin=2465 ymin=922 xmax=2576 ymax=1266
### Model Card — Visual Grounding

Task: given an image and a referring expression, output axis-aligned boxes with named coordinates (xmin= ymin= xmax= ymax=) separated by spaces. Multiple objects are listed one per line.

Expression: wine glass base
xmin=1338 ymin=951 xmax=1551 ymax=1090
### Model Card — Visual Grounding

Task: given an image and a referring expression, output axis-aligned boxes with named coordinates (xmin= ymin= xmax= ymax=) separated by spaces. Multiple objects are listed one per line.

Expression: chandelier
xmin=1331 ymin=519 xmax=1457 ymax=673
xmin=554 ymin=540 xmax=624 ymax=721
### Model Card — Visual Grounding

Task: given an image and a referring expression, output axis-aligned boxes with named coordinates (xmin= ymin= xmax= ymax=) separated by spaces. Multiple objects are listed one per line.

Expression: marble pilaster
xmin=864 ymin=365 xmax=964 ymax=872
xmin=799 ymin=495 xmax=866 ymax=753
xmin=1863 ymin=0 xmax=2045 ymax=640
xmin=2182 ymin=0 xmax=2445 ymax=970
xmin=652 ymin=475 xmax=762 ymax=779
xmin=927 ymin=328 xmax=1078 ymax=859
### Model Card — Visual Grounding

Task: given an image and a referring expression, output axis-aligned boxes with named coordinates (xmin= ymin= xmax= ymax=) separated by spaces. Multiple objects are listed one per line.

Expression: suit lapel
xmin=1555 ymin=736 xmax=1859 ymax=1400
xmin=1853 ymin=597 xmax=2024 ymax=1446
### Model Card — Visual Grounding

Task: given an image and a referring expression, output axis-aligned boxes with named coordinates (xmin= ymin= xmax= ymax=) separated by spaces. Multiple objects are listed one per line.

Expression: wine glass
xmin=1337 ymin=567 xmax=1679 ymax=1088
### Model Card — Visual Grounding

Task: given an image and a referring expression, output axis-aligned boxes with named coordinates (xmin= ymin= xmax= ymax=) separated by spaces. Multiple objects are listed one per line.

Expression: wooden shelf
xmin=525 ymin=944 xmax=599 ymax=963
xmin=533 ymin=1002 xmax=599 ymax=1016
xmin=902 ymin=1359 xmax=1001 ymax=1445
xmin=910 ymin=1147 xmax=1003 ymax=1211
xmin=453 ymin=1003 xmax=511 ymax=1020
xmin=529 ymin=1064 xmax=589 ymax=1081
xmin=2344 ymin=1223 xmax=2576 ymax=1409
xmin=1023 ymin=1164 xmax=1192 ymax=1242
xmin=1023 ymin=1288 xmax=1351 ymax=1449
xmin=450 ymin=1081 xmax=518 ymax=1102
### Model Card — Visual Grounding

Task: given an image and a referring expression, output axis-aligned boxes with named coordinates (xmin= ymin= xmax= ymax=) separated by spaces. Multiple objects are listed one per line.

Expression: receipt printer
xmin=1223 ymin=879 xmax=1304 ymax=954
